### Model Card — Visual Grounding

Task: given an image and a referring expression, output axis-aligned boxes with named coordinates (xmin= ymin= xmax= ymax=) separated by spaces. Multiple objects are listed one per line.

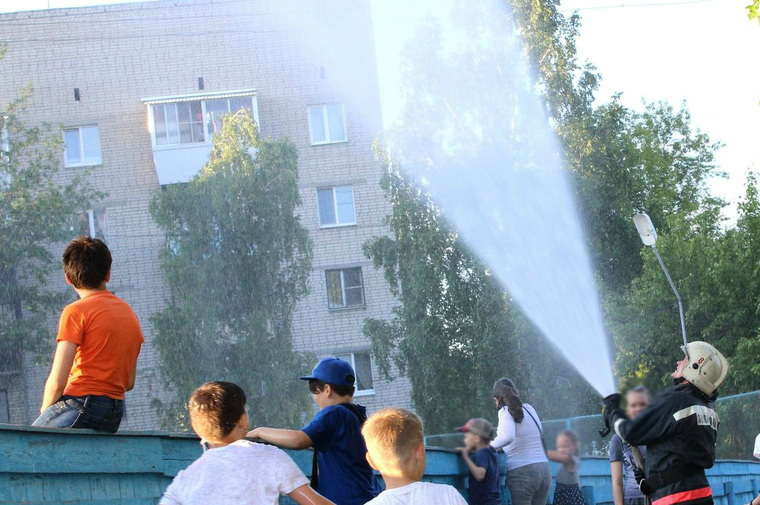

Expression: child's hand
xmin=247 ymin=428 xmax=261 ymax=439
xmin=456 ymin=447 xmax=470 ymax=456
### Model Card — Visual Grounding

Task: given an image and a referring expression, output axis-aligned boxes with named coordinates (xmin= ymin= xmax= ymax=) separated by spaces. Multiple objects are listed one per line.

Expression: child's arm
xmin=457 ymin=448 xmax=487 ymax=481
xmin=547 ymin=450 xmax=577 ymax=468
xmin=288 ymin=484 xmax=336 ymax=505
xmin=610 ymin=461 xmax=624 ymax=505
xmin=248 ymin=427 xmax=313 ymax=450
xmin=39 ymin=341 xmax=78 ymax=412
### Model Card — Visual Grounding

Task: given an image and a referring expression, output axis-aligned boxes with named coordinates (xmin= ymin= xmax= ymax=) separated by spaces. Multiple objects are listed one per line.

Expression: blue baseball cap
xmin=299 ymin=357 xmax=356 ymax=387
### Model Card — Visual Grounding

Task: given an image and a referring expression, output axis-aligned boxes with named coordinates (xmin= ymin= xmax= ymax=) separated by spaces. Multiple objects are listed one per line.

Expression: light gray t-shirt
xmin=365 ymin=481 xmax=468 ymax=505
xmin=160 ymin=440 xmax=308 ymax=505
xmin=556 ymin=455 xmax=581 ymax=485
xmin=490 ymin=404 xmax=549 ymax=471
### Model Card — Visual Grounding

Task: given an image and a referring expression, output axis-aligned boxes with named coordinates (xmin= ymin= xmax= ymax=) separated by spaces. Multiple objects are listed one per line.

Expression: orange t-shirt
xmin=57 ymin=290 xmax=144 ymax=400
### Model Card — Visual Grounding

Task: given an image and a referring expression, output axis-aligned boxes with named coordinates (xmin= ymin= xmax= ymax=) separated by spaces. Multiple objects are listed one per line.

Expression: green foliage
xmin=0 ymin=55 xmax=101 ymax=369
xmin=748 ymin=0 xmax=760 ymax=25
xmin=574 ymin=99 xmax=724 ymax=295
xmin=150 ymin=111 xmax=314 ymax=429
xmin=610 ymin=172 xmax=760 ymax=394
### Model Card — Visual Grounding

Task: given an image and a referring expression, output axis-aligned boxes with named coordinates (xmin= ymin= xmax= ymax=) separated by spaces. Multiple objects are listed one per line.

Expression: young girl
xmin=548 ymin=431 xmax=585 ymax=505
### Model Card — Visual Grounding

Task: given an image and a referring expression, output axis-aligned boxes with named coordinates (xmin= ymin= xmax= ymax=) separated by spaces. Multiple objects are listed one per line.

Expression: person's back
xmin=248 ymin=357 xmax=380 ymax=505
xmin=33 ymin=236 xmax=143 ymax=433
xmin=305 ymin=402 xmax=378 ymax=503
xmin=362 ymin=407 xmax=467 ymax=505
xmin=61 ymin=291 xmax=142 ymax=399
xmin=367 ymin=481 xmax=468 ymax=505
xmin=160 ymin=381 xmax=334 ymax=505
xmin=492 ymin=402 xmax=547 ymax=471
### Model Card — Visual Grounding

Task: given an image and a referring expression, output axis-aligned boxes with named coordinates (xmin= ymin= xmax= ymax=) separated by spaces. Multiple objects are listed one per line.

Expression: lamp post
xmin=633 ymin=213 xmax=689 ymax=359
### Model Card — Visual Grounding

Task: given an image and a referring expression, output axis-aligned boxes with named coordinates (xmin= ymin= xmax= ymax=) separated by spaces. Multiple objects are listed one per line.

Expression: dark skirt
xmin=554 ymin=483 xmax=585 ymax=505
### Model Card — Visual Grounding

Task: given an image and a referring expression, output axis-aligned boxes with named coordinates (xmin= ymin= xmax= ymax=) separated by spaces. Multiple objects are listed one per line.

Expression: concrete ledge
xmin=2 ymin=425 xmax=759 ymax=505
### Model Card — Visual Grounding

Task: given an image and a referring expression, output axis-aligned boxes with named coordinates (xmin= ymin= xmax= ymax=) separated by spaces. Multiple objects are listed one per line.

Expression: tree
xmin=0 ymin=51 xmax=101 ymax=374
xmin=150 ymin=111 xmax=314 ymax=429
xmin=364 ymin=152 xmax=526 ymax=434
xmin=748 ymin=0 xmax=760 ymax=25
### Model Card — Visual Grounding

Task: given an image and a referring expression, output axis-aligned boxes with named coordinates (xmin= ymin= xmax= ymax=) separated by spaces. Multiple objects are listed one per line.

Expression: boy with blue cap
xmin=248 ymin=357 xmax=381 ymax=505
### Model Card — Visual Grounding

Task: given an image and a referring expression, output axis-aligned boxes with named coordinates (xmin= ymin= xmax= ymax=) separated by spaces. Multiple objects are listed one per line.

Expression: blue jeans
xmin=507 ymin=462 xmax=552 ymax=505
xmin=32 ymin=395 xmax=124 ymax=433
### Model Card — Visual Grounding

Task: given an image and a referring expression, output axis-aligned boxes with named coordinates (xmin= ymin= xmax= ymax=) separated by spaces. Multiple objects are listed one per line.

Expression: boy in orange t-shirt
xmin=32 ymin=236 xmax=144 ymax=432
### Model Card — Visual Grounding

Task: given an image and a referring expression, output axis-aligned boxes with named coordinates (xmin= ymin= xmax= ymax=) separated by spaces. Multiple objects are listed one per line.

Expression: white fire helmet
xmin=680 ymin=341 xmax=728 ymax=396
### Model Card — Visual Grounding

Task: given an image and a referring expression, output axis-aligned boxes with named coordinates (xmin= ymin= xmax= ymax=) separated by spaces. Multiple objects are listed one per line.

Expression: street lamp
xmin=633 ymin=214 xmax=689 ymax=359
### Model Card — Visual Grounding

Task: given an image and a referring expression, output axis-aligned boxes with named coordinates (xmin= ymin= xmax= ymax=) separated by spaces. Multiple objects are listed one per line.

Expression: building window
xmin=317 ymin=186 xmax=356 ymax=227
xmin=64 ymin=126 xmax=101 ymax=167
xmin=325 ymin=267 xmax=364 ymax=309
xmin=75 ymin=209 xmax=108 ymax=243
xmin=308 ymin=103 xmax=346 ymax=145
xmin=335 ymin=352 xmax=374 ymax=395
xmin=150 ymin=95 xmax=256 ymax=147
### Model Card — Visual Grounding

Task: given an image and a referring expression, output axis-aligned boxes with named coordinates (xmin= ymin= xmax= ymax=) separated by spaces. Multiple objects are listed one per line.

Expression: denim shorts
xmin=32 ymin=395 xmax=124 ymax=433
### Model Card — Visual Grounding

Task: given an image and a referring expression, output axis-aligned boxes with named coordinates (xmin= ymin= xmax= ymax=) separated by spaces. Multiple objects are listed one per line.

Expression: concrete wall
xmin=2 ymin=425 xmax=760 ymax=505
xmin=0 ymin=0 xmax=412 ymax=429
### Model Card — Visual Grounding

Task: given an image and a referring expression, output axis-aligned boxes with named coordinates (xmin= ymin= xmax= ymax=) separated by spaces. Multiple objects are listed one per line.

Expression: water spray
xmin=632 ymin=213 xmax=689 ymax=359
xmin=600 ymin=213 xmax=689 ymax=439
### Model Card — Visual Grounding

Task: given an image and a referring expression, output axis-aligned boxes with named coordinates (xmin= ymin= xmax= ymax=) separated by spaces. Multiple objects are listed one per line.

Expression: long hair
xmin=492 ymin=378 xmax=524 ymax=423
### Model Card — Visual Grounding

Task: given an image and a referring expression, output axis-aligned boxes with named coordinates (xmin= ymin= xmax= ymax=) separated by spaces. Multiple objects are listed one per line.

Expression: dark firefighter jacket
xmin=609 ymin=382 xmax=719 ymax=505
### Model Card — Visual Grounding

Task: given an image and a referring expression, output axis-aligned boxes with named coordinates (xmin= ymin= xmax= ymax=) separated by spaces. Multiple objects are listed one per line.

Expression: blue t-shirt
xmin=468 ymin=446 xmax=501 ymax=505
xmin=301 ymin=403 xmax=381 ymax=505
xmin=609 ymin=434 xmax=647 ymax=500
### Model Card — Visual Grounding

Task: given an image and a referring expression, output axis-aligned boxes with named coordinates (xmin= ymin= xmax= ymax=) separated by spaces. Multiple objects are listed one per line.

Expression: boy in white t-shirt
xmin=361 ymin=407 xmax=467 ymax=505
xmin=160 ymin=381 xmax=334 ymax=505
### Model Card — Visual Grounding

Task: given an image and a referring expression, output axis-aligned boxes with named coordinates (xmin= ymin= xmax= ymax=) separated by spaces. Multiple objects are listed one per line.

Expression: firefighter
xmin=603 ymin=341 xmax=729 ymax=505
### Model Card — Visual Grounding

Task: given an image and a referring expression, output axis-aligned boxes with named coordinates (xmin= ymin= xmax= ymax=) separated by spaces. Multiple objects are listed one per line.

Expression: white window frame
xmin=335 ymin=352 xmax=375 ymax=396
xmin=317 ymin=185 xmax=356 ymax=228
xmin=76 ymin=209 xmax=107 ymax=242
xmin=325 ymin=267 xmax=364 ymax=310
xmin=144 ymin=90 xmax=259 ymax=150
xmin=63 ymin=125 xmax=102 ymax=168
xmin=308 ymin=103 xmax=347 ymax=145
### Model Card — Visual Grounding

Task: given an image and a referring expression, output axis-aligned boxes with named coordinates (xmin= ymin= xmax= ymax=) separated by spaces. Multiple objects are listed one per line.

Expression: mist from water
xmin=374 ymin=0 xmax=616 ymax=396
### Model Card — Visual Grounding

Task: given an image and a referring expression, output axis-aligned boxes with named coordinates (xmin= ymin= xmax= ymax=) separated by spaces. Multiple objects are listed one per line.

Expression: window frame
xmin=63 ymin=125 xmax=102 ymax=168
xmin=76 ymin=208 xmax=108 ymax=243
xmin=334 ymin=352 xmax=375 ymax=396
xmin=317 ymin=185 xmax=356 ymax=228
xmin=325 ymin=267 xmax=365 ymax=310
xmin=146 ymin=93 xmax=258 ymax=150
xmin=307 ymin=103 xmax=347 ymax=145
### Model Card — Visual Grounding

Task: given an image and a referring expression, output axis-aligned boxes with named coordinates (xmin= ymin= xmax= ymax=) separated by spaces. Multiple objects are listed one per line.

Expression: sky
xmin=2 ymin=0 xmax=759 ymax=220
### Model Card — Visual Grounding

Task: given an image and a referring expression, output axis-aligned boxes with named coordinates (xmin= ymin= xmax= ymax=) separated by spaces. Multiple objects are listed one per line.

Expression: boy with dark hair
xmin=456 ymin=418 xmax=501 ymax=505
xmin=160 ymin=382 xmax=335 ymax=505
xmin=248 ymin=357 xmax=380 ymax=505
xmin=362 ymin=407 xmax=467 ymax=504
xmin=32 ymin=236 xmax=143 ymax=432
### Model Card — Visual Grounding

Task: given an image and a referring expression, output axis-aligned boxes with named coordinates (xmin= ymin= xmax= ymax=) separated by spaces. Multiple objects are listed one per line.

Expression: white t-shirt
xmin=490 ymin=404 xmax=548 ymax=471
xmin=365 ymin=481 xmax=468 ymax=505
xmin=160 ymin=440 xmax=309 ymax=505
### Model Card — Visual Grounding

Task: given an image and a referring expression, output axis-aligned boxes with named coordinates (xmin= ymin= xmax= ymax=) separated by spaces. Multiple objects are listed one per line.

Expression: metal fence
xmin=426 ymin=391 xmax=760 ymax=460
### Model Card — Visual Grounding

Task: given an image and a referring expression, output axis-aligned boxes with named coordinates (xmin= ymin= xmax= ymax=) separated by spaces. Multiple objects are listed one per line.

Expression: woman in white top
xmin=490 ymin=378 xmax=551 ymax=505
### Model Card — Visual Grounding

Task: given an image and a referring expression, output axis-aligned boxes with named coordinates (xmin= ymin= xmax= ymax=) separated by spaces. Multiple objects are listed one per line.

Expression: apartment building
xmin=0 ymin=0 xmax=412 ymax=429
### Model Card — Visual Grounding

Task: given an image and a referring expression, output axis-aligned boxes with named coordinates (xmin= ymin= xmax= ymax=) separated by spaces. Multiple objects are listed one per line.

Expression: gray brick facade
xmin=0 ymin=0 xmax=411 ymax=430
